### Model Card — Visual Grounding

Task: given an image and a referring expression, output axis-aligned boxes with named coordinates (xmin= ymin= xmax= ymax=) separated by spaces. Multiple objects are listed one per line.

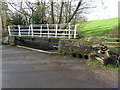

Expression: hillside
xmin=77 ymin=18 xmax=120 ymax=37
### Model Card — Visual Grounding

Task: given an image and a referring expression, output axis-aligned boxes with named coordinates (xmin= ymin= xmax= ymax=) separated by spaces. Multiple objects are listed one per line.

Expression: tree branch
xmin=66 ymin=0 xmax=83 ymax=23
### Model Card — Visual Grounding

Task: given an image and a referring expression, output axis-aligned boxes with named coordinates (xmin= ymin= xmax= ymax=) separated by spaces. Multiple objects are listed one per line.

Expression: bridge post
xmin=68 ymin=23 xmax=71 ymax=39
xmin=7 ymin=26 xmax=11 ymax=36
xmin=31 ymin=24 xmax=33 ymax=37
xmin=28 ymin=25 xmax=31 ymax=36
xmin=74 ymin=25 xmax=77 ymax=39
xmin=40 ymin=25 xmax=42 ymax=37
xmin=18 ymin=25 xmax=21 ymax=37
xmin=55 ymin=24 xmax=58 ymax=38
xmin=47 ymin=24 xmax=49 ymax=38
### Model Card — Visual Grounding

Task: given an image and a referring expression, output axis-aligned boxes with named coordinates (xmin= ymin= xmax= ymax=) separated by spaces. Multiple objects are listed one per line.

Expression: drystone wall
xmin=58 ymin=39 xmax=94 ymax=59
xmin=58 ymin=39 xmax=120 ymax=67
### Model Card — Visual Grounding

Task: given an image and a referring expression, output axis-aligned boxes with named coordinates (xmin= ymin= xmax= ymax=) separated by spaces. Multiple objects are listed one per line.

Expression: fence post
xmin=8 ymin=26 xmax=11 ymax=36
xmin=74 ymin=25 xmax=77 ymax=38
xmin=68 ymin=23 xmax=71 ymax=39
xmin=47 ymin=24 xmax=49 ymax=38
xmin=28 ymin=25 xmax=30 ymax=36
xmin=40 ymin=25 xmax=42 ymax=37
xmin=31 ymin=24 xmax=33 ymax=37
xmin=55 ymin=24 xmax=58 ymax=38
xmin=18 ymin=25 xmax=21 ymax=37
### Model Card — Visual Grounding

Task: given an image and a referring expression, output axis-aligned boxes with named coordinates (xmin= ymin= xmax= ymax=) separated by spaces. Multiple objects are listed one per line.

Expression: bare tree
xmin=50 ymin=0 xmax=54 ymax=24
xmin=5 ymin=0 xmax=106 ymax=25
xmin=0 ymin=1 xmax=2 ymax=37
xmin=1 ymin=2 xmax=8 ymax=37
xmin=58 ymin=1 xmax=64 ymax=24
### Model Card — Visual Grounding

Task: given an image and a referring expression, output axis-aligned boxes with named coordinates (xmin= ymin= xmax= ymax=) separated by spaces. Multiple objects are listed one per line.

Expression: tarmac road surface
xmin=2 ymin=45 xmax=118 ymax=88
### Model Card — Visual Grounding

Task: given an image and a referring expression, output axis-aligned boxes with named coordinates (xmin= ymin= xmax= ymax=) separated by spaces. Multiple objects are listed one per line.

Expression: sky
xmin=6 ymin=0 xmax=120 ymax=21
xmin=85 ymin=0 xmax=120 ymax=21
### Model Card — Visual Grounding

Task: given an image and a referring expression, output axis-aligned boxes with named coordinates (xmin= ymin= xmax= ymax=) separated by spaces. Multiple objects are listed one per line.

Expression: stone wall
xmin=58 ymin=39 xmax=95 ymax=58
xmin=58 ymin=39 xmax=120 ymax=66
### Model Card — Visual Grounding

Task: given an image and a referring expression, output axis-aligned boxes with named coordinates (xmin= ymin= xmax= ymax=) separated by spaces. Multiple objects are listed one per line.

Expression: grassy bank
xmin=86 ymin=60 xmax=120 ymax=71
xmin=77 ymin=18 xmax=120 ymax=37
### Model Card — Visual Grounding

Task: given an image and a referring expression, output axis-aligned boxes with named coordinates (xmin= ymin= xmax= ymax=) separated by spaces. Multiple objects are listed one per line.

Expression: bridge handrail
xmin=8 ymin=24 xmax=77 ymax=39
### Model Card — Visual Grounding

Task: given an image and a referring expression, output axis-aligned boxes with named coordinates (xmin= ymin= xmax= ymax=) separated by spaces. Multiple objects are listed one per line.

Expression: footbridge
xmin=8 ymin=23 xmax=77 ymax=39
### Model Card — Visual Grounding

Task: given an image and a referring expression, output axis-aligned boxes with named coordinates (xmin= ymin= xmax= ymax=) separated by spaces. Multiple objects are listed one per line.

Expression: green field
xmin=77 ymin=18 xmax=120 ymax=37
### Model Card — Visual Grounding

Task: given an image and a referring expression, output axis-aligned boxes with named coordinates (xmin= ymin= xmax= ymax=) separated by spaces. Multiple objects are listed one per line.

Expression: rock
xmin=90 ymin=43 xmax=120 ymax=67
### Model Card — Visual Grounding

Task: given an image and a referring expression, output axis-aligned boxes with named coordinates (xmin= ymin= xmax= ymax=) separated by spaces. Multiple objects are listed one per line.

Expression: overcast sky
xmin=6 ymin=0 xmax=120 ymax=21
xmin=85 ymin=0 xmax=119 ymax=21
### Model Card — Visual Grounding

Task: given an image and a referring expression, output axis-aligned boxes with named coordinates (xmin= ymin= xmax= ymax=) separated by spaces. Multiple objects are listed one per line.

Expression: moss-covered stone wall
xmin=58 ymin=39 xmax=96 ymax=58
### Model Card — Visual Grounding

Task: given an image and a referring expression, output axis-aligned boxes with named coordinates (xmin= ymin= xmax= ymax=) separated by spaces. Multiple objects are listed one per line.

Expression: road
xmin=2 ymin=45 xmax=118 ymax=88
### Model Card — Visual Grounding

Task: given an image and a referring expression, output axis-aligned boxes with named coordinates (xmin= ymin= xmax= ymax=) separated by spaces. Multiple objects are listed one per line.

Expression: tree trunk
xmin=50 ymin=0 xmax=54 ymax=24
xmin=0 ymin=11 xmax=2 ymax=38
xmin=58 ymin=1 xmax=64 ymax=24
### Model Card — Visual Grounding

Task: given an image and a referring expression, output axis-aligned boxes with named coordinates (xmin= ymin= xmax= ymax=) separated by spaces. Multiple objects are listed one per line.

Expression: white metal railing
xmin=7 ymin=23 xmax=77 ymax=39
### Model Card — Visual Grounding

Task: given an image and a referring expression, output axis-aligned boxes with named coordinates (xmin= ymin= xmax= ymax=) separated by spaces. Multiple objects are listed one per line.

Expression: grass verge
xmin=86 ymin=60 xmax=120 ymax=71
xmin=77 ymin=18 xmax=120 ymax=37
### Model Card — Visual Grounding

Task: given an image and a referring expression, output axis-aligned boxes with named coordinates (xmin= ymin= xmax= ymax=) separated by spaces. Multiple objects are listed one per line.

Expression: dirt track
xmin=2 ymin=45 xmax=119 ymax=88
